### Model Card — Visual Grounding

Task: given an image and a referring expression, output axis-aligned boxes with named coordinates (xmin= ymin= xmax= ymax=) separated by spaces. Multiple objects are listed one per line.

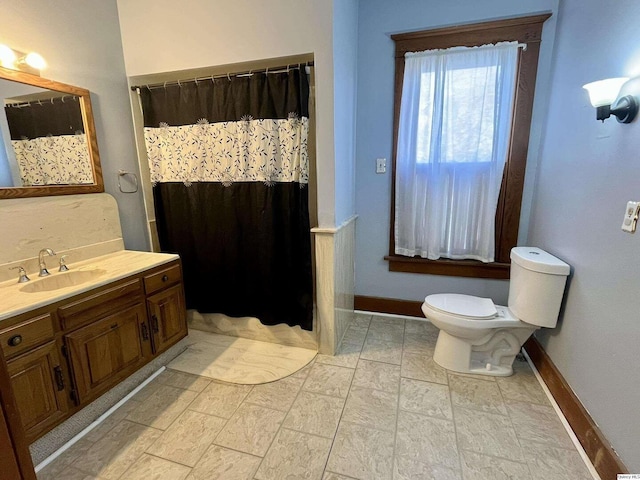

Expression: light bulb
xmin=582 ymin=78 xmax=629 ymax=107
xmin=24 ymin=52 xmax=46 ymax=70
xmin=0 ymin=44 xmax=17 ymax=68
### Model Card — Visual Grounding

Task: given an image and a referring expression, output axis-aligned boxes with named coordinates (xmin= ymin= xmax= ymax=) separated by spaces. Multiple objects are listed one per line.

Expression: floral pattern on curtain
xmin=12 ymin=134 xmax=92 ymax=185
xmin=5 ymin=96 xmax=91 ymax=186
xmin=144 ymin=116 xmax=308 ymax=186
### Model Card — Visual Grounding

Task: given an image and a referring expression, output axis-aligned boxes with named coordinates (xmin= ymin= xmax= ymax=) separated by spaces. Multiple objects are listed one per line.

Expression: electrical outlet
xmin=621 ymin=201 xmax=640 ymax=233
xmin=376 ymin=158 xmax=386 ymax=174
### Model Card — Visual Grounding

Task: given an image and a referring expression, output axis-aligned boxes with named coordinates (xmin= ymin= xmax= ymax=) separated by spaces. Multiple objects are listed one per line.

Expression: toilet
xmin=421 ymin=247 xmax=570 ymax=376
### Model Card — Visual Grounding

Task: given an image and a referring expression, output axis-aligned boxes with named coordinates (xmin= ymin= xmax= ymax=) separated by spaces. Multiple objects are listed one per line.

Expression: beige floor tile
xmin=126 ymin=384 xmax=198 ymax=430
xmin=351 ymin=314 xmax=372 ymax=328
xmin=244 ymin=375 xmax=304 ymax=411
xmin=399 ymin=377 xmax=452 ymax=420
xmin=188 ymin=381 xmax=252 ymax=418
xmin=394 ymin=455 xmax=462 ymax=480
xmin=341 ymin=385 xmax=398 ymax=432
xmin=352 ymin=359 xmax=401 ymax=393
xmin=454 ymin=406 xmax=524 ymax=462
xmin=370 ymin=315 xmax=405 ymax=327
xmin=169 ymin=340 xmax=315 ymax=384
xmin=84 ymin=399 xmax=141 ymax=443
xmin=40 ymin=466 xmax=104 ymax=480
xmin=396 ymin=411 xmax=460 ymax=472
xmin=496 ymin=363 xmax=550 ymax=405
xmin=147 ymin=410 xmax=227 ymax=467
xmin=316 ymin=342 xmax=362 ymax=369
xmin=289 ymin=358 xmax=316 ymax=380
xmin=340 ymin=325 xmax=369 ymax=346
xmin=449 ymin=373 xmax=507 ymax=415
xmin=359 ymin=338 xmax=403 ymax=365
xmin=506 ymin=401 xmax=574 ymax=449
xmin=303 ymin=363 xmax=354 ymax=398
xmin=187 ymin=445 xmax=261 ymax=480
xmin=72 ymin=420 xmax=162 ymax=480
xmin=120 ymin=454 xmax=190 ymax=480
xmin=326 ymin=423 xmax=394 ymax=480
xmin=402 ymin=333 xmax=436 ymax=356
xmin=366 ymin=326 xmax=404 ymax=344
xmin=214 ymin=403 xmax=286 ymax=456
xmin=283 ymin=391 xmax=345 ymax=438
xmin=404 ymin=319 xmax=439 ymax=337
xmin=460 ymin=450 xmax=532 ymax=480
xmin=401 ymin=352 xmax=448 ymax=384
xmin=36 ymin=437 xmax=95 ymax=480
xmin=131 ymin=380 xmax=162 ymax=402
xmin=323 ymin=473 xmax=357 ymax=480
xmin=520 ymin=440 xmax=592 ymax=480
xmin=156 ymin=369 xmax=211 ymax=392
xmin=255 ymin=428 xmax=332 ymax=480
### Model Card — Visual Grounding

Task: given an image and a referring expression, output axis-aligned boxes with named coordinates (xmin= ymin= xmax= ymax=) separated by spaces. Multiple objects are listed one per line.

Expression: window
xmin=386 ymin=14 xmax=550 ymax=279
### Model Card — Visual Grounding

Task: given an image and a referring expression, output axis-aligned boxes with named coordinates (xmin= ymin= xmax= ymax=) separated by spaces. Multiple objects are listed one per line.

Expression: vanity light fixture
xmin=583 ymin=77 xmax=638 ymax=123
xmin=0 ymin=44 xmax=46 ymax=75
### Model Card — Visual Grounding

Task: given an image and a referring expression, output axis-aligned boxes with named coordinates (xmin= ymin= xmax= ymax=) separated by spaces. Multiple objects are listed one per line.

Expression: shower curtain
xmin=5 ymin=96 xmax=91 ymax=185
xmin=139 ymin=69 xmax=313 ymax=330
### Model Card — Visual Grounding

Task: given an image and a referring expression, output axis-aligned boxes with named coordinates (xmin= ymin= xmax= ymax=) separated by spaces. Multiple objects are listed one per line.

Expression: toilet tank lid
xmin=511 ymin=247 xmax=570 ymax=275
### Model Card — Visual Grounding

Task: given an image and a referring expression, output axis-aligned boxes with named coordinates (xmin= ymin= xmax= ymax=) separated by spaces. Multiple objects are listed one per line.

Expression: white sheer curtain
xmin=394 ymin=42 xmax=519 ymax=263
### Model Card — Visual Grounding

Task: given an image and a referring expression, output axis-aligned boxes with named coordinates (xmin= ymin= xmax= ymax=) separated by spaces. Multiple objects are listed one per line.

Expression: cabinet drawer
xmin=58 ymin=279 xmax=143 ymax=331
xmin=0 ymin=314 xmax=54 ymax=359
xmin=144 ymin=263 xmax=181 ymax=295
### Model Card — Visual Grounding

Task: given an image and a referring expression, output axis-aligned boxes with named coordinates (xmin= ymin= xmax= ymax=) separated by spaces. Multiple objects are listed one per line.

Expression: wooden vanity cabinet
xmin=0 ymin=259 xmax=187 ymax=443
xmin=64 ymin=303 xmax=152 ymax=404
xmin=6 ymin=342 xmax=69 ymax=443
xmin=144 ymin=264 xmax=187 ymax=356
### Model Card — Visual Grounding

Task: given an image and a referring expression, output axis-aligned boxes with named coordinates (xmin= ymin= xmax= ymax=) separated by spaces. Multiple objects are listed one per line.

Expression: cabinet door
xmin=7 ymin=342 xmax=69 ymax=443
xmin=147 ymin=284 xmax=187 ymax=355
xmin=65 ymin=303 xmax=151 ymax=404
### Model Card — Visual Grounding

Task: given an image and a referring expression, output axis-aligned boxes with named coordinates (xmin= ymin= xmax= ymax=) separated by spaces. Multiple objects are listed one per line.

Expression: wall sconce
xmin=583 ymin=77 xmax=638 ymax=123
xmin=0 ymin=44 xmax=46 ymax=76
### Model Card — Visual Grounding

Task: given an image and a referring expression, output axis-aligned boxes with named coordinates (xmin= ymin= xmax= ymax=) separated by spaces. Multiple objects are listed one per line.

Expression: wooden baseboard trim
xmin=354 ymin=295 xmax=423 ymax=318
xmin=524 ymin=337 xmax=628 ymax=478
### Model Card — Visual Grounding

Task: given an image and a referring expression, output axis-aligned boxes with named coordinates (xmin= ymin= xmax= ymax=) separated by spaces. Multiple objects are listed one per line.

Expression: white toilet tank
xmin=508 ymin=247 xmax=570 ymax=328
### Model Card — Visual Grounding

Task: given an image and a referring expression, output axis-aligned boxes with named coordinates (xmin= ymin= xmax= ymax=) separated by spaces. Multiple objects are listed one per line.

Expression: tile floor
xmin=36 ymin=314 xmax=596 ymax=480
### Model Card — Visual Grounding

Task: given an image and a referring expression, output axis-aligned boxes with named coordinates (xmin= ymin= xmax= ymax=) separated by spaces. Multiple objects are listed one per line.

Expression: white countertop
xmin=0 ymin=250 xmax=179 ymax=322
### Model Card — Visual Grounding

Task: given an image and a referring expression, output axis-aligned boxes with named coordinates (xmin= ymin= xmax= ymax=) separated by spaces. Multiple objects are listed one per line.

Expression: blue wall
xmin=354 ymin=0 xmax=559 ymax=303
xmin=528 ymin=0 xmax=640 ymax=469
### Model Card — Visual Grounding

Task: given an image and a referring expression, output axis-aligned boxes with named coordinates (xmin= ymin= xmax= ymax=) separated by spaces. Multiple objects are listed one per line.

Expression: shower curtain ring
xmin=227 ymin=73 xmax=231 ymax=81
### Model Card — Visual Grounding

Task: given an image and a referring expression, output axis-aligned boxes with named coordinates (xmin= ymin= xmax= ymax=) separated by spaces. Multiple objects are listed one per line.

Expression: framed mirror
xmin=0 ymin=67 xmax=103 ymax=198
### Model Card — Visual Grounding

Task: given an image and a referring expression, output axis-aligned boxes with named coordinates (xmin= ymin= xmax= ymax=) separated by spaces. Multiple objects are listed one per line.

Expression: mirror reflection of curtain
xmin=4 ymin=96 xmax=92 ymax=185
xmin=139 ymin=69 xmax=313 ymax=330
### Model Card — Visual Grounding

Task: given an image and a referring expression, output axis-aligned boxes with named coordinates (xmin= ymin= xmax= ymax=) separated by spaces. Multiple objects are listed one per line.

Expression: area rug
xmin=167 ymin=328 xmax=316 ymax=385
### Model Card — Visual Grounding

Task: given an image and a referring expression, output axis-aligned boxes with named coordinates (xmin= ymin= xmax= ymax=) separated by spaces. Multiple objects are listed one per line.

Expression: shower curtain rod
xmin=130 ymin=61 xmax=314 ymax=91
xmin=7 ymin=95 xmax=79 ymax=108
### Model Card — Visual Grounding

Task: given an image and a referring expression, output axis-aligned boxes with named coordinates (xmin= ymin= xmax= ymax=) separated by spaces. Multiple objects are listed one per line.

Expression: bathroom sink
xmin=20 ymin=269 xmax=107 ymax=293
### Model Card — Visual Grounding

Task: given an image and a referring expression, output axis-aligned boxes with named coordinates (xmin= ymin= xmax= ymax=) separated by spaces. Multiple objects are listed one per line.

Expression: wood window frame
xmin=386 ymin=14 xmax=551 ymax=280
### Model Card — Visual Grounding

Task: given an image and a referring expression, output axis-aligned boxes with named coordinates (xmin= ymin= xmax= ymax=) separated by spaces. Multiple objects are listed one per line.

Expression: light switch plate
xmin=376 ymin=158 xmax=386 ymax=174
xmin=621 ymin=201 xmax=640 ymax=233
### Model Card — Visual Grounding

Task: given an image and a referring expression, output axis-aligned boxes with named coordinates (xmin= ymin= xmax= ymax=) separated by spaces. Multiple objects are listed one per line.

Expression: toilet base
xmin=433 ymin=327 xmax=536 ymax=377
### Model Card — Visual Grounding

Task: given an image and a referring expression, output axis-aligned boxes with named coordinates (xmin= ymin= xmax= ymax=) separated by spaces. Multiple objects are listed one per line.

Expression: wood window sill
xmin=385 ymin=255 xmax=510 ymax=279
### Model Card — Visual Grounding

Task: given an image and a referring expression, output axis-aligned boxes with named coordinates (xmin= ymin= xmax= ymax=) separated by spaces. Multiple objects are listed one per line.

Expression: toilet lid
xmin=424 ymin=294 xmax=497 ymax=319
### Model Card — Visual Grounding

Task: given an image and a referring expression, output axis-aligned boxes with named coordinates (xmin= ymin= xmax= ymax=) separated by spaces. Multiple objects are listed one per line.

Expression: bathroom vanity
xmin=0 ymin=252 xmax=187 ymax=443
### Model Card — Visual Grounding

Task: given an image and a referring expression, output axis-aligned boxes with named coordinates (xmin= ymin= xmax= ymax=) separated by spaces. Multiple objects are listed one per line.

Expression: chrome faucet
xmin=38 ymin=248 xmax=56 ymax=277
xmin=10 ymin=266 xmax=30 ymax=283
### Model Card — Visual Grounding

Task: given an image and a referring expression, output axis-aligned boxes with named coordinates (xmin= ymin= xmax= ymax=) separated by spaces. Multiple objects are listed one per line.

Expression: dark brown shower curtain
xmin=139 ymin=69 xmax=313 ymax=330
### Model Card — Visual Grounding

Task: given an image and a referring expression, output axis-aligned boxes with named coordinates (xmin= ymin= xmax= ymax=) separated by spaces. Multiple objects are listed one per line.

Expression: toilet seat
xmin=425 ymin=294 xmax=497 ymax=319
xmin=422 ymin=293 xmax=523 ymax=331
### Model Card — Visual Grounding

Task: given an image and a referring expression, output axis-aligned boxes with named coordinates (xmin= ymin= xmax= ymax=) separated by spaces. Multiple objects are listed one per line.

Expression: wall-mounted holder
xmin=117 ymin=170 xmax=139 ymax=193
